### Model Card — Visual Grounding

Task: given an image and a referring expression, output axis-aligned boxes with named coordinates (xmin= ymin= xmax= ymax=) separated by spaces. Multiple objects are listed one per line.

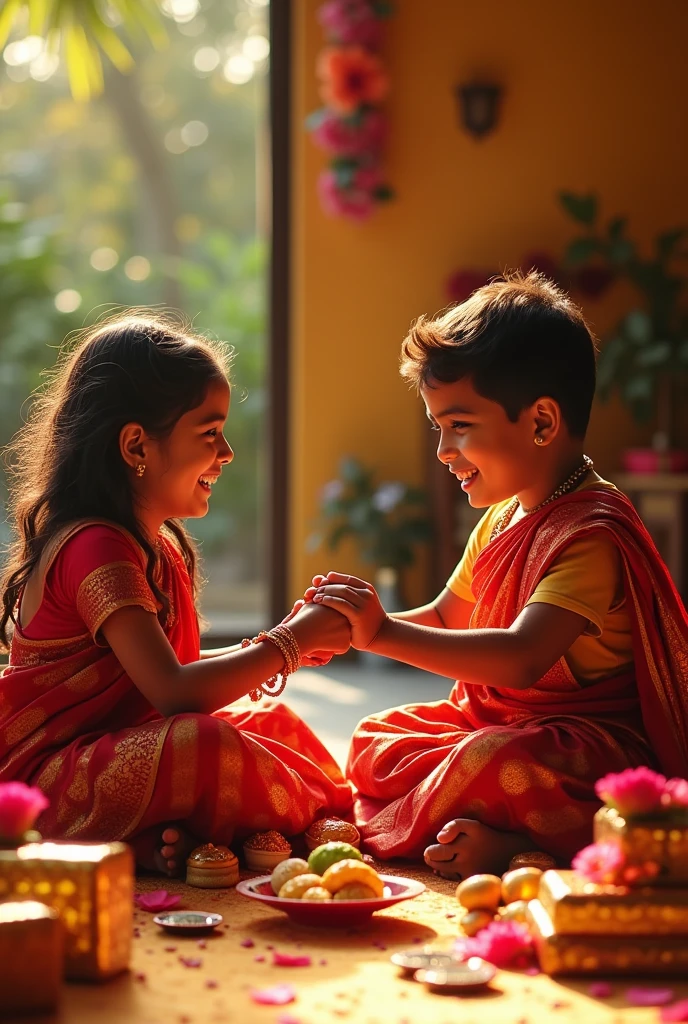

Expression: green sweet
xmin=308 ymin=841 xmax=362 ymax=875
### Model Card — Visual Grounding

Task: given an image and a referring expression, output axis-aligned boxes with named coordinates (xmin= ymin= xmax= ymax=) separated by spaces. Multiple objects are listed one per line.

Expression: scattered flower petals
xmin=626 ymin=987 xmax=675 ymax=1007
xmin=196 ymin=940 xmax=207 ymax=949
xmin=525 ymin=965 xmax=540 ymax=975
xmin=164 ymin=945 xmax=177 ymax=952
xmin=589 ymin=981 xmax=613 ymax=998
xmin=453 ymin=919 xmax=533 ymax=968
xmin=412 ymin=937 xmax=422 ymax=944
xmin=266 ymin=944 xmax=275 ymax=950
xmin=272 ymin=951 xmax=312 ymax=967
xmin=134 ymin=890 xmax=181 ymax=912
xmin=277 ymin=1016 xmax=302 ymax=1024
xmin=133 ymin=928 xmax=141 ymax=938
xmin=445 ymin=912 xmax=456 ymax=919
xmin=240 ymin=937 xmax=255 ymax=948
xmin=372 ymin=941 xmax=387 ymax=950
xmin=662 ymin=1000 xmax=688 ymax=1022
xmin=254 ymin=955 xmax=266 ymax=963
xmin=205 ymin=980 xmax=218 ymax=989
xmin=134 ymin=972 xmax=146 ymax=983
xmin=250 ymin=984 xmax=296 ymax=1006
xmin=319 ymin=958 xmax=328 ymax=965
xmin=179 ymin=957 xmax=202 ymax=968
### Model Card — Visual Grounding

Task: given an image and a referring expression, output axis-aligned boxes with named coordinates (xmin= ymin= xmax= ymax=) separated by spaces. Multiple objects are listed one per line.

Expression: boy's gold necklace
xmin=490 ymin=455 xmax=594 ymax=541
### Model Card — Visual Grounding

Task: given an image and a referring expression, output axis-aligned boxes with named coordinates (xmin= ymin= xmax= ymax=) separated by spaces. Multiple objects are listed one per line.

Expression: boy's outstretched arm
xmin=307 ymin=575 xmax=474 ymax=630
xmin=313 ymin=573 xmax=588 ymax=691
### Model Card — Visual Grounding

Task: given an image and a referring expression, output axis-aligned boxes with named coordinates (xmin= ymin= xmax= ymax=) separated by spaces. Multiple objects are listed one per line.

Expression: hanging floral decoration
xmin=306 ymin=2 xmax=394 ymax=221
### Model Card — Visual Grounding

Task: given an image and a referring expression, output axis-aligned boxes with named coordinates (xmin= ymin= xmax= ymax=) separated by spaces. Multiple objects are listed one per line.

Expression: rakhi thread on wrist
xmin=241 ymin=625 xmax=302 ymax=702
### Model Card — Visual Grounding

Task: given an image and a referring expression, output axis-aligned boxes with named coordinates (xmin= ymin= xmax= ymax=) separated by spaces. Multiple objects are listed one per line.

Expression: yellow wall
xmin=289 ymin=0 xmax=688 ymax=604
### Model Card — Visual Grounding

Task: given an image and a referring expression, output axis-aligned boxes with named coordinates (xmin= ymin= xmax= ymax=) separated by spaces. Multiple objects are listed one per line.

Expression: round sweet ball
xmin=498 ymin=899 xmax=530 ymax=924
xmin=460 ymin=909 xmax=494 ymax=936
xmin=320 ymin=859 xmax=384 ymax=898
xmin=501 ymin=867 xmax=542 ymax=905
xmin=278 ymin=873 xmax=324 ymax=900
xmin=332 ymin=882 xmax=378 ymax=901
xmin=270 ymin=857 xmax=309 ymax=896
xmin=456 ymin=874 xmax=502 ymax=912
xmin=308 ymin=841 xmax=362 ymax=876
xmin=301 ymin=886 xmax=333 ymax=902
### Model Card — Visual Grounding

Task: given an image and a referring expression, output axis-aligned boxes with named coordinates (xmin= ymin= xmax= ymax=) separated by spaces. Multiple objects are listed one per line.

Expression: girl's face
xmin=422 ymin=376 xmax=540 ymax=508
xmin=137 ymin=378 xmax=233 ymax=526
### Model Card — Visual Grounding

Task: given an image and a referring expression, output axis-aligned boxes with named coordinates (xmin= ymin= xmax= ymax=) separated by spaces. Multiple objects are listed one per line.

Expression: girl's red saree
xmin=349 ymin=488 xmax=688 ymax=861
xmin=0 ymin=521 xmax=352 ymax=846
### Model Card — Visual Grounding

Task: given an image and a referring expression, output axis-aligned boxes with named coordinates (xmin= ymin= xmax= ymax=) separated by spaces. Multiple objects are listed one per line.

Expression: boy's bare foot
xmin=423 ymin=818 xmax=533 ymax=881
xmin=156 ymin=826 xmax=198 ymax=877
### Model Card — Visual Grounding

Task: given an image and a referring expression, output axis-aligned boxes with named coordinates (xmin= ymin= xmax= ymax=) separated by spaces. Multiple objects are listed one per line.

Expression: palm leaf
xmin=1 ymin=0 xmax=166 ymax=99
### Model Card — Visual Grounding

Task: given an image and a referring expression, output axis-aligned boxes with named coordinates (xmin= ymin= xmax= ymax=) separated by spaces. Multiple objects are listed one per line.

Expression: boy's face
xmin=422 ymin=375 xmax=539 ymax=508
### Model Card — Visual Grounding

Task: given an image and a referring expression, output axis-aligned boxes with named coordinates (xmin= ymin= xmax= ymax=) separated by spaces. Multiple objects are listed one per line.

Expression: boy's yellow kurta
xmin=348 ymin=485 xmax=688 ymax=862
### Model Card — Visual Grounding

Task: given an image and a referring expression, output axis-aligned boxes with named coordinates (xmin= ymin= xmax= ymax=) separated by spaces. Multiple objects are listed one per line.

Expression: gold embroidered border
xmin=76 ymin=561 xmax=158 ymax=640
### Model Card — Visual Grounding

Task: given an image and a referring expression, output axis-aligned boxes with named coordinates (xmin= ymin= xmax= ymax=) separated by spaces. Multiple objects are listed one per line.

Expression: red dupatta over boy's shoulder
xmin=349 ymin=487 xmax=688 ymax=861
xmin=0 ymin=520 xmax=352 ymax=846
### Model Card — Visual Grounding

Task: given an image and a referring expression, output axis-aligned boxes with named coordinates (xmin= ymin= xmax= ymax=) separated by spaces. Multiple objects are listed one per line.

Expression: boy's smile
xmin=422 ymin=376 xmax=543 ymax=510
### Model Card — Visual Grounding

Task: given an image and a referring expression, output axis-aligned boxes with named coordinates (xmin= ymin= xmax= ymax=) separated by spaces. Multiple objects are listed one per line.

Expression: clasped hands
xmin=283 ymin=572 xmax=388 ymax=668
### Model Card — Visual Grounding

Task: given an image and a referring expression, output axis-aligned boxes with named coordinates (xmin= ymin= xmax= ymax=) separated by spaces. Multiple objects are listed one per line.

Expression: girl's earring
xmin=136 ymin=464 xmax=146 ymax=477
xmin=534 ymin=436 xmax=544 ymax=445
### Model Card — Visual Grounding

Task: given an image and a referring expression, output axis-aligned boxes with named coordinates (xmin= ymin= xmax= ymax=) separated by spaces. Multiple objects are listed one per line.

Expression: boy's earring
xmin=534 ymin=436 xmax=544 ymax=445
xmin=136 ymin=463 xmax=146 ymax=477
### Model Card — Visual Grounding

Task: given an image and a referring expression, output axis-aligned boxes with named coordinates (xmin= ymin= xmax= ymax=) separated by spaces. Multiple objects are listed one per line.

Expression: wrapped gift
xmin=594 ymin=806 xmax=688 ymax=885
xmin=527 ymin=897 xmax=688 ymax=976
xmin=538 ymin=869 xmax=688 ymax=935
xmin=0 ymin=840 xmax=133 ymax=981
xmin=0 ymin=901 xmax=63 ymax=1013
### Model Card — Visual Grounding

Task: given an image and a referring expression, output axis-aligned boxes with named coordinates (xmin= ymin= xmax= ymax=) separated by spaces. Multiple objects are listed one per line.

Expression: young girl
xmin=0 ymin=315 xmax=352 ymax=875
xmin=306 ymin=273 xmax=688 ymax=880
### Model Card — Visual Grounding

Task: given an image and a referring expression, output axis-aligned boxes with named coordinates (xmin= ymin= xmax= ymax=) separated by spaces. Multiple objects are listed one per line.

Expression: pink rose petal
xmin=662 ymin=1000 xmax=688 ymax=1022
xmin=277 ymin=1016 xmax=302 ymax=1024
xmin=272 ymin=951 xmax=312 ymax=967
xmin=589 ymin=981 xmax=613 ymax=998
xmin=134 ymin=890 xmax=181 ymax=912
xmin=250 ymin=984 xmax=296 ymax=1006
xmin=254 ymin=955 xmax=265 ymax=963
xmin=319 ymin=958 xmax=328 ymax=966
xmin=240 ymin=937 xmax=255 ymax=948
xmin=626 ymin=987 xmax=674 ymax=1007
xmin=179 ymin=957 xmax=202 ymax=968
xmin=205 ymin=980 xmax=218 ymax=989
xmin=196 ymin=940 xmax=207 ymax=949
xmin=134 ymin=972 xmax=146 ymax=983
xmin=164 ymin=945 xmax=178 ymax=953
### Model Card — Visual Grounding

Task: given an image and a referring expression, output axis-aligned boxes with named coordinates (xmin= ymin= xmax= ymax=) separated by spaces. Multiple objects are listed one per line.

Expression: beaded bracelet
xmin=241 ymin=625 xmax=302 ymax=702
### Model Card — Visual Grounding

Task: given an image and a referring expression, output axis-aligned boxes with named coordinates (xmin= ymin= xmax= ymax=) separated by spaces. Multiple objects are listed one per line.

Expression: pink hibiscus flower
xmin=595 ymin=766 xmax=667 ymax=817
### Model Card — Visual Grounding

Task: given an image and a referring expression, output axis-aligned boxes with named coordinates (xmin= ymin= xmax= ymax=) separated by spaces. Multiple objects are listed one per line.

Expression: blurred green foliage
xmin=0 ymin=0 xmax=270 ymax=606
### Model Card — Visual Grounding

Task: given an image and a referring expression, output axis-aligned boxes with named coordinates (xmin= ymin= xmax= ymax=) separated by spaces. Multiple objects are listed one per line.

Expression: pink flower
xmin=250 ymin=984 xmax=296 ymax=1006
xmin=595 ymin=767 xmax=667 ymax=817
xmin=0 ymin=782 xmax=49 ymax=839
xmin=589 ymin=981 xmax=613 ymax=998
xmin=571 ymin=841 xmax=625 ymax=884
xmin=134 ymin=890 xmax=181 ymax=912
xmin=317 ymin=166 xmax=386 ymax=221
xmin=310 ymin=108 xmax=386 ymax=158
xmin=317 ymin=46 xmax=389 ymax=115
xmin=573 ymin=266 xmax=615 ymax=299
xmin=626 ymin=987 xmax=674 ymax=1007
xmin=453 ymin=920 xmax=532 ymax=968
xmin=179 ymin=956 xmax=202 ymax=968
xmin=319 ymin=0 xmax=384 ymax=49
xmin=662 ymin=1000 xmax=688 ymax=1022
xmin=272 ymin=951 xmax=312 ymax=967
xmin=662 ymin=777 xmax=688 ymax=809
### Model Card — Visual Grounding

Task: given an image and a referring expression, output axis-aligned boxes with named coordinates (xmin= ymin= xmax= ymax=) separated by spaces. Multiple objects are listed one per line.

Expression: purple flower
xmin=320 ymin=479 xmax=345 ymax=503
xmin=0 ymin=782 xmax=49 ymax=840
xmin=372 ymin=482 xmax=405 ymax=513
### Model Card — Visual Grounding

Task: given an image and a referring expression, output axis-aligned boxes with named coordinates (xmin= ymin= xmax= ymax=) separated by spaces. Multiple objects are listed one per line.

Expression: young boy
xmin=308 ymin=272 xmax=688 ymax=880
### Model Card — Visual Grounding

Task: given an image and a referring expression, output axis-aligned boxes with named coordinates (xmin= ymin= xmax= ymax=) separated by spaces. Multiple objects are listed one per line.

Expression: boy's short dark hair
xmin=400 ymin=271 xmax=597 ymax=438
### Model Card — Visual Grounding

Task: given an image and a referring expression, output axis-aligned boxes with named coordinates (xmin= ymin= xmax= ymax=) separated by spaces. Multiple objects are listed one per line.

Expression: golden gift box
xmin=0 ymin=840 xmax=133 ymax=981
xmin=538 ymin=868 xmax=688 ymax=935
xmin=594 ymin=806 xmax=688 ymax=885
xmin=0 ymin=901 xmax=63 ymax=1013
xmin=527 ymin=897 xmax=688 ymax=976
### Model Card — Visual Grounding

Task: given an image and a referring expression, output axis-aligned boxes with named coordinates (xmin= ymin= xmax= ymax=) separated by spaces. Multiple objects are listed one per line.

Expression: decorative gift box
xmin=527 ymin=897 xmax=688 ymax=976
xmin=538 ymin=869 xmax=688 ymax=936
xmin=0 ymin=901 xmax=63 ymax=1013
xmin=594 ymin=806 xmax=688 ymax=886
xmin=0 ymin=840 xmax=133 ymax=981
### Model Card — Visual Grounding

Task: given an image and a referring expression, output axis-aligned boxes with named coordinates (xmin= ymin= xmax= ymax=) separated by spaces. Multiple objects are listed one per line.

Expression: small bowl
xmin=414 ymin=957 xmax=496 ymax=993
xmin=236 ymin=874 xmax=425 ymax=927
xmin=153 ymin=911 xmax=223 ymax=935
xmin=243 ymin=846 xmax=292 ymax=872
xmin=390 ymin=950 xmax=457 ymax=977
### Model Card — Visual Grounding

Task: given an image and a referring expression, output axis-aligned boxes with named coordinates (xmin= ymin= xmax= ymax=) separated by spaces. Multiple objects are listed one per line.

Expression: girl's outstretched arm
xmin=312 ymin=573 xmax=588 ymax=690
xmin=306 ymin=575 xmax=474 ymax=630
xmin=101 ymin=602 xmax=350 ymax=716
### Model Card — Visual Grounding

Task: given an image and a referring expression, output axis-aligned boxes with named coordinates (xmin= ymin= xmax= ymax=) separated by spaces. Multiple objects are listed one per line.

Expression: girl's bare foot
xmin=155 ymin=826 xmax=198 ymax=877
xmin=423 ymin=818 xmax=533 ymax=881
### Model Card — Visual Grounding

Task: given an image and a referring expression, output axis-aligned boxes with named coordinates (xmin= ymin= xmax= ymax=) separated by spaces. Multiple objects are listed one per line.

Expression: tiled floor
xmin=285 ymin=656 xmax=452 ymax=769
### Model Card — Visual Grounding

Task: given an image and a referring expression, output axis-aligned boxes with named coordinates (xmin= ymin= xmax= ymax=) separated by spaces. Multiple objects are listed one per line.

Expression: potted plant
xmin=559 ymin=192 xmax=688 ymax=472
xmin=308 ymin=456 xmax=432 ymax=610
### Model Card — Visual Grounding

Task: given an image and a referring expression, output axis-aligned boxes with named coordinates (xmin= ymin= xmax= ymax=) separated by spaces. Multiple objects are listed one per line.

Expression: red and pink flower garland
xmin=307 ymin=1 xmax=393 ymax=221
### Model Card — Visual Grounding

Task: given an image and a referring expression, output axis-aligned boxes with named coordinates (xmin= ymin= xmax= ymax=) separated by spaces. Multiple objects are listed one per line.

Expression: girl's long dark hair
xmin=1 ymin=313 xmax=229 ymax=650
